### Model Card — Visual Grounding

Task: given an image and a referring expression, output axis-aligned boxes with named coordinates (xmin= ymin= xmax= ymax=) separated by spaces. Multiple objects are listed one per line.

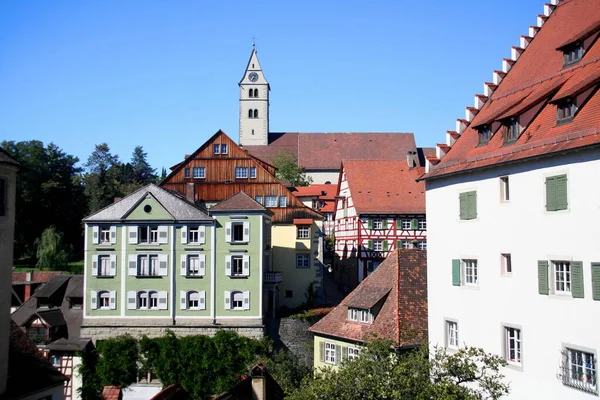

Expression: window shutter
xmin=110 ymin=226 xmax=117 ymax=244
xmin=92 ymin=226 xmax=99 ymax=244
xmin=199 ymin=291 xmax=206 ymax=310
xmin=158 ymin=254 xmax=168 ymax=276
xmin=335 ymin=345 xmax=341 ymax=366
xmin=571 ymin=261 xmax=584 ymax=298
xmin=591 ymin=263 xmax=600 ymax=301
xmin=319 ymin=342 xmax=325 ymax=362
xmin=110 ymin=291 xmax=117 ymax=310
xmin=411 ymin=218 xmax=418 ymax=230
xmin=468 ymin=192 xmax=477 ymax=219
xmin=199 ymin=226 xmax=206 ymax=244
xmin=181 ymin=226 xmax=188 ymax=244
xmin=452 ymin=259 xmax=461 ymax=286
xmin=199 ymin=254 xmax=206 ymax=276
xmin=459 ymin=193 xmax=468 ymax=220
xmin=368 ymin=240 xmax=373 ymax=251
xmin=90 ymin=291 xmax=97 ymax=310
xmin=225 ymin=256 xmax=231 ymax=276
xmin=92 ymin=255 xmax=99 ymax=276
xmin=158 ymin=226 xmax=168 ymax=244
xmin=395 ymin=219 xmax=401 ymax=231
xmin=128 ymin=255 xmax=138 ymax=276
xmin=382 ymin=219 xmax=388 ymax=229
xmin=128 ymin=226 xmax=138 ymax=244
xmin=110 ymin=255 xmax=117 ymax=276
xmin=396 ymin=240 xmax=402 ymax=249
xmin=127 ymin=291 xmax=137 ymax=309
xmin=538 ymin=260 xmax=549 ymax=295
xmin=367 ymin=219 xmax=373 ymax=229
xmin=383 ymin=240 xmax=388 ymax=251
xmin=545 ymin=177 xmax=556 ymax=211
xmin=180 ymin=291 xmax=187 ymax=310
xmin=225 ymin=222 xmax=232 ymax=243
xmin=243 ymin=291 xmax=250 ymax=310
xmin=224 ymin=291 xmax=231 ymax=310
xmin=180 ymin=255 xmax=187 ymax=276
xmin=243 ymin=222 xmax=250 ymax=242
xmin=555 ymin=175 xmax=568 ymax=210
xmin=342 ymin=346 xmax=348 ymax=361
xmin=158 ymin=291 xmax=168 ymax=310
xmin=243 ymin=255 xmax=250 ymax=276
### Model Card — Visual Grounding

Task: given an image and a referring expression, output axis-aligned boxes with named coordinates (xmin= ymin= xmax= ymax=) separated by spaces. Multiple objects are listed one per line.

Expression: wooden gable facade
xmin=161 ymin=130 xmax=323 ymax=224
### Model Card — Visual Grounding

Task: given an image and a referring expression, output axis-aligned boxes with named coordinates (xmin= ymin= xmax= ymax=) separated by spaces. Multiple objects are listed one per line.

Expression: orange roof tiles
xmin=424 ymin=0 xmax=600 ymax=180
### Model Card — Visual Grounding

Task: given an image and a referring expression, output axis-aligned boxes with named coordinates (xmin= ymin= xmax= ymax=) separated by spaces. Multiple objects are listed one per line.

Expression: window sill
xmin=97 ymin=243 xmax=115 ymax=247
xmin=95 ymin=275 xmax=115 ymax=279
xmin=230 ymin=242 xmax=249 ymax=245
xmin=135 ymin=275 xmax=162 ymax=279
xmin=229 ymin=275 xmax=249 ymax=279
xmin=504 ymin=361 xmax=523 ymax=372
xmin=185 ymin=275 xmax=205 ymax=279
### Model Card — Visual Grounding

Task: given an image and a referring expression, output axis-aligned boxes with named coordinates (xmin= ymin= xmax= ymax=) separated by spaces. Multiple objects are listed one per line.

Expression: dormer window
xmin=563 ymin=43 xmax=583 ymax=67
xmin=348 ymin=307 xmax=372 ymax=323
xmin=478 ymin=125 xmax=492 ymax=146
xmin=503 ymin=118 xmax=520 ymax=144
xmin=557 ymin=100 xmax=577 ymax=124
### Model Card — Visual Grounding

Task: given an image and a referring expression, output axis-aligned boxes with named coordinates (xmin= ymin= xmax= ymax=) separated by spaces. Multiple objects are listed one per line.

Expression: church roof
xmin=243 ymin=132 xmax=419 ymax=171
xmin=422 ymin=0 xmax=600 ymax=180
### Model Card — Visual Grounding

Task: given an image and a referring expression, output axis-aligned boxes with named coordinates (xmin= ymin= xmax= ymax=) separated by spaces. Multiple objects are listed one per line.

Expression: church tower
xmin=239 ymin=46 xmax=270 ymax=146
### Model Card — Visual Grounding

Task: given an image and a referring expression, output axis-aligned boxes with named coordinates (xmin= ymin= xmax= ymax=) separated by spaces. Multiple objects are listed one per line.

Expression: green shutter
xmin=459 ymin=193 xmax=468 ymax=220
xmin=335 ymin=345 xmax=341 ymax=366
xmin=591 ymin=263 xmax=600 ymax=301
xmin=555 ymin=175 xmax=568 ymax=210
xmin=368 ymin=240 xmax=373 ymax=250
xmin=571 ymin=261 xmax=584 ymax=298
xmin=538 ymin=260 xmax=549 ymax=295
xmin=319 ymin=341 xmax=325 ymax=362
xmin=546 ymin=176 xmax=556 ymax=211
xmin=452 ymin=259 xmax=461 ymax=286
xmin=367 ymin=219 xmax=373 ymax=229
xmin=467 ymin=191 xmax=477 ymax=219
xmin=411 ymin=218 xmax=418 ymax=230
xmin=395 ymin=219 xmax=401 ymax=231
xmin=383 ymin=240 xmax=388 ymax=251
xmin=382 ymin=219 xmax=388 ymax=229
xmin=341 ymin=346 xmax=348 ymax=362
xmin=396 ymin=240 xmax=402 ymax=249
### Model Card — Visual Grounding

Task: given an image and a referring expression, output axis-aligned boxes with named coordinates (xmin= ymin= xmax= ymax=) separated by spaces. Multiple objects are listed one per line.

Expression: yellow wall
xmin=313 ymin=334 xmax=362 ymax=370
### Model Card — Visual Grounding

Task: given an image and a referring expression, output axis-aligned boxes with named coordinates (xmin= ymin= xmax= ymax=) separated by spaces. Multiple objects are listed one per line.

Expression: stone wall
xmin=278 ymin=317 xmax=313 ymax=367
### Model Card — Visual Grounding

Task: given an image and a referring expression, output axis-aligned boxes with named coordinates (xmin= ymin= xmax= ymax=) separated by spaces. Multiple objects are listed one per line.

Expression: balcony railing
xmin=263 ymin=271 xmax=283 ymax=283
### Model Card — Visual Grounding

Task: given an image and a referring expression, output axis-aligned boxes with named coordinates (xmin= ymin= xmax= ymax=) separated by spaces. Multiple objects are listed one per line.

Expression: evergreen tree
xmin=83 ymin=143 xmax=122 ymax=213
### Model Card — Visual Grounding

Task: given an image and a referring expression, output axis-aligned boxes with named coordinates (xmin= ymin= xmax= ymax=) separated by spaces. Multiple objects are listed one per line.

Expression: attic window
xmin=348 ymin=308 xmax=372 ymax=323
xmin=144 ymin=205 xmax=152 ymax=213
xmin=503 ymin=118 xmax=520 ymax=145
xmin=557 ymin=99 xmax=577 ymax=125
xmin=563 ymin=43 xmax=584 ymax=67
xmin=477 ymin=125 xmax=492 ymax=146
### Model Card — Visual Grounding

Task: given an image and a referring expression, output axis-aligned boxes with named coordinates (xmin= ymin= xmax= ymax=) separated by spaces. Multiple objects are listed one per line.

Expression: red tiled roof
xmin=423 ymin=0 xmax=600 ymax=180
xmin=244 ymin=132 xmax=417 ymax=170
xmin=343 ymin=160 xmax=425 ymax=214
xmin=292 ymin=184 xmax=337 ymax=199
xmin=102 ymin=386 xmax=122 ymax=400
xmin=309 ymin=249 xmax=427 ymax=347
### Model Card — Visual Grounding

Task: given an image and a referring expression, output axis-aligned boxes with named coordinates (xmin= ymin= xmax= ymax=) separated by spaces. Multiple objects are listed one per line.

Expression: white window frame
xmin=187 ymin=291 xmax=200 ymax=309
xmin=138 ymin=254 xmax=159 ymax=276
xmin=187 ymin=255 xmax=201 ymax=276
xmin=463 ymin=259 xmax=478 ymax=286
xmin=418 ymin=219 xmax=427 ymax=230
xmin=553 ymin=260 xmax=572 ymax=294
xmin=325 ymin=342 xmax=336 ymax=365
xmin=372 ymin=218 xmax=383 ymax=230
xmin=417 ymin=241 xmax=427 ymax=250
xmin=279 ymin=196 xmax=287 ymax=207
xmin=139 ymin=226 xmax=159 ymax=244
xmin=221 ymin=144 xmax=228 ymax=154
xmin=297 ymin=225 xmax=310 ymax=239
xmin=149 ymin=291 xmax=159 ymax=309
xmin=213 ymin=144 xmax=221 ymax=154
xmin=231 ymin=256 xmax=244 ymax=276
xmin=446 ymin=320 xmax=459 ymax=350
xmin=500 ymin=176 xmax=510 ymax=202
xmin=562 ymin=345 xmax=597 ymax=394
xmin=501 ymin=253 xmax=512 ymax=275
xmin=184 ymin=168 xmax=191 ymax=178
xmin=231 ymin=291 xmax=244 ymax=310
xmin=250 ymin=167 xmax=256 ymax=178
xmin=265 ymin=196 xmax=277 ymax=207
xmin=98 ymin=255 xmax=111 ymax=276
xmin=401 ymin=219 xmax=411 ymax=230
xmin=99 ymin=291 xmax=111 ymax=309
xmin=235 ymin=167 xmax=248 ymax=179
xmin=504 ymin=326 xmax=522 ymax=368
xmin=348 ymin=347 xmax=360 ymax=361
xmin=255 ymin=196 xmax=263 ymax=204
xmin=193 ymin=167 xmax=205 ymax=179
xmin=296 ymin=253 xmax=310 ymax=269
xmin=50 ymin=354 xmax=61 ymax=367
xmin=100 ymin=227 xmax=111 ymax=244
xmin=373 ymin=240 xmax=383 ymax=252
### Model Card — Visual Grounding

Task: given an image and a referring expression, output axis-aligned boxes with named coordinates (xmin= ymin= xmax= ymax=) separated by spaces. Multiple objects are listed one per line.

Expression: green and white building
xmin=81 ymin=185 xmax=272 ymax=341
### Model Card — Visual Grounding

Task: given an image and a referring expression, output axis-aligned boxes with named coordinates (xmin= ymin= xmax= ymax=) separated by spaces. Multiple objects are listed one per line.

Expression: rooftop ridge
xmin=430 ymin=0 xmax=561 ymax=174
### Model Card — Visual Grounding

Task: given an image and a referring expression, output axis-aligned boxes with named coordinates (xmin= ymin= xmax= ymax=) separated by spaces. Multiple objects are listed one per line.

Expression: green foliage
xmin=35 ymin=226 xmax=69 ymax=270
xmin=325 ymin=235 xmax=335 ymax=255
xmin=96 ymin=335 xmax=139 ymax=388
xmin=289 ymin=340 xmax=510 ymax=400
xmin=257 ymin=349 xmax=312 ymax=397
xmin=271 ymin=150 xmax=312 ymax=186
xmin=83 ymin=143 xmax=123 ymax=213
xmin=78 ymin=346 xmax=101 ymax=400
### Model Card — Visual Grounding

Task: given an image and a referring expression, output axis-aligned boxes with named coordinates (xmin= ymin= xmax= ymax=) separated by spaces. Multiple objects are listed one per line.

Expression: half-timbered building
xmin=334 ymin=158 xmax=426 ymax=288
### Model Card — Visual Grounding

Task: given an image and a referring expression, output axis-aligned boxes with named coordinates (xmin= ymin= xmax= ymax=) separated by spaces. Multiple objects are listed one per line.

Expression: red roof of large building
xmin=291 ymin=184 xmax=337 ymax=213
xmin=342 ymin=160 xmax=425 ymax=214
xmin=423 ymin=0 xmax=600 ymax=180
xmin=309 ymin=249 xmax=427 ymax=347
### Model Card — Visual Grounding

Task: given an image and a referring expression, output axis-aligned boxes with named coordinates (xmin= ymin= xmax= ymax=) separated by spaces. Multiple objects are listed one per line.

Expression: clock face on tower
xmin=248 ymin=72 xmax=259 ymax=82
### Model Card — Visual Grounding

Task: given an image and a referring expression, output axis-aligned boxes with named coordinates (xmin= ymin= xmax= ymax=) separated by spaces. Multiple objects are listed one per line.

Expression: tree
xmin=289 ymin=340 xmax=510 ymax=400
xmin=130 ymin=146 xmax=157 ymax=185
xmin=271 ymin=150 xmax=312 ymax=186
xmin=35 ymin=226 xmax=69 ymax=270
xmin=83 ymin=143 xmax=123 ymax=213
xmin=258 ymin=349 xmax=312 ymax=397
xmin=95 ymin=335 xmax=139 ymax=388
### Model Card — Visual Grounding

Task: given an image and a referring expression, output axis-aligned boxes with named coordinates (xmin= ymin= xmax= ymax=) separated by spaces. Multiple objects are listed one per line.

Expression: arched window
xmin=231 ymin=291 xmax=244 ymax=310
xmin=149 ymin=291 xmax=159 ymax=309
xmin=137 ymin=291 xmax=148 ymax=309
xmin=253 ymin=109 xmax=258 ymax=118
xmin=248 ymin=109 xmax=253 ymax=118
xmin=187 ymin=291 xmax=199 ymax=309
xmin=253 ymin=88 xmax=259 ymax=98
xmin=98 ymin=291 xmax=110 ymax=309
xmin=249 ymin=89 xmax=254 ymax=98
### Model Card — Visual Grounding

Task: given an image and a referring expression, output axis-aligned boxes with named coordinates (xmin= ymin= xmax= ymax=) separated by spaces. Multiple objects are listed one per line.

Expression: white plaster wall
xmin=72 ymin=356 xmax=82 ymax=400
xmin=306 ymin=171 xmax=339 ymax=185
xmin=426 ymin=148 xmax=600 ymax=399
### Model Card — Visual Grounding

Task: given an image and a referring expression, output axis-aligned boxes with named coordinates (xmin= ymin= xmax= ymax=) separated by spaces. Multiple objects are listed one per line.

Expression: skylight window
xmin=563 ymin=43 xmax=583 ymax=67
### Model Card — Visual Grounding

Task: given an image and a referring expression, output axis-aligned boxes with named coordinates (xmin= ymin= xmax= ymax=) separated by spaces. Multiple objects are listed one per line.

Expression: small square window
xmin=221 ymin=144 xmax=228 ymax=154
xmin=250 ymin=167 xmax=256 ymax=178
xmin=500 ymin=176 xmax=510 ymax=202
xmin=504 ymin=326 xmax=522 ymax=367
xmin=501 ymin=253 xmax=512 ymax=275
xmin=563 ymin=44 xmax=583 ymax=67
xmin=265 ymin=196 xmax=277 ymax=207
xmin=561 ymin=347 xmax=597 ymax=393
xmin=373 ymin=240 xmax=383 ymax=252
xmin=446 ymin=320 xmax=458 ymax=349
xmin=255 ymin=196 xmax=263 ymax=204
xmin=184 ymin=168 xmax=191 ymax=178
xmin=297 ymin=225 xmax=310 ymax=239
xmin=296 ymin=254 xmax=310 ymax=269
xmin=213 ymin=144 xmax=221 ymax=154
xmin=193 ymin=167 xmax=205 ymax=179
xmin=417 ymin=241 xmax=427 ymax=250
xmin=347 ymin=347 xmax=360 ymax=361
xmin=235 ymin=167 xmax=248 ymax=179
xmin=418 ymin=219 xmax=427 ymax=230
xmin=400 ymin=219 xmax=411 ymax=230
xmin=372 ymin=218 xmax=383 ymax=230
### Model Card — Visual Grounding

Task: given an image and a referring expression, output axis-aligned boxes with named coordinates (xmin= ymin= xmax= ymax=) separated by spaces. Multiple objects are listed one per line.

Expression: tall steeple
xmin=239 ymin=44 xmax=270 ymax=146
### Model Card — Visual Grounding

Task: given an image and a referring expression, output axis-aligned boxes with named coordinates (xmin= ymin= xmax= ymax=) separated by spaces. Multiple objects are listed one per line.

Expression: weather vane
xmin=251 ymin=35 xmax=256 ymax=48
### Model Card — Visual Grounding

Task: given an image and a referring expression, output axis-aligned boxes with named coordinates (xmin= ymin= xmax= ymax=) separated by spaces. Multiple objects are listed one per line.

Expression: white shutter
xmin=243 ymin=291 xmax=250 ymax=310
xmin=92 ymin=255 xmax=99 ymax=276
xmin=199 ymin=291 xmax=206 ymax=310
xmin=128 ymin=226 xmax=138 ymax=244
xmin=199 ymin=226 xmax=206 ymax=244
xmin=180 ymin=255 xmax=187 ymax=276
xmin=180 ymin=291 xmax=187 ymax=310
xmin=243 ymin=222 xmax=250 ymax=242
xmin=199 ymin=254 xmax=206 ymax=276
xmin=181 ymin=226 xmax=188 ymax=244
xmin=224 ymin=291 xmax=231 ymax=310
xmin=109 ymin=291 xmax=117 ymax=310
xmin=243 ymin=255 xmax=250 ymax=276
xmin=109 ymin=254 xmax=117 ymax=276
xmin=225 ymin=255 xmax=231 ymax=276
xmin=127 ymin=291 xmax=137 ymax=310
xmin=90 ymin=291 xmax=97 ymax=310
xmin=110 ymin=226 xmax=117 ymax=244
xmin=92 ymin=226 xmax=100 ymax=244
xmin=128 ymin=255 xmax=138 ymax=276
xmin=158 ymin=291 xmax=168 ymax=310
xmin=158 ymin=226 xmax=168 ymax=244
xmin=158 ymin=254 xmax=168 ymax=276
xmin=225 ymin=222 xmax=232 ymax=243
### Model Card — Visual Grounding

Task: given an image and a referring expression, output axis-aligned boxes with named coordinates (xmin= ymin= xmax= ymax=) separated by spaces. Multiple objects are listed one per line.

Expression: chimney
xmin=251 ymin=376 xmax=266 ymax=400
xmin=113 ymin=197 xmax=122 ymax=203
xmin=24 ymin=270 xmax=33 ymax=302
xmin=406 ymin=151 xmax=417 ymax=169
xmin=186 ymin=183 xmax=195 ymax=203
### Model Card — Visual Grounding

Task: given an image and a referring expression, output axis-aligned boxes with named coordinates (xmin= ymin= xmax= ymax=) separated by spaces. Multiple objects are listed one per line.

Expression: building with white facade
xmin=422 ymin=0 xmax=600 ymax=398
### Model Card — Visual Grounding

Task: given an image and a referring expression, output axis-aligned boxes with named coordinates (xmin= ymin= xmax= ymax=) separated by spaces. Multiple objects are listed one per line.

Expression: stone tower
xmin=239 ymin=46 xmax=270 ymax=146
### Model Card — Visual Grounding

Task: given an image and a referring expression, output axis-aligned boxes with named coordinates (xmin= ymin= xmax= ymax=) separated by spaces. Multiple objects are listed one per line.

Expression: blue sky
xmin=0 ymin=0 xmax=544 ymax=172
